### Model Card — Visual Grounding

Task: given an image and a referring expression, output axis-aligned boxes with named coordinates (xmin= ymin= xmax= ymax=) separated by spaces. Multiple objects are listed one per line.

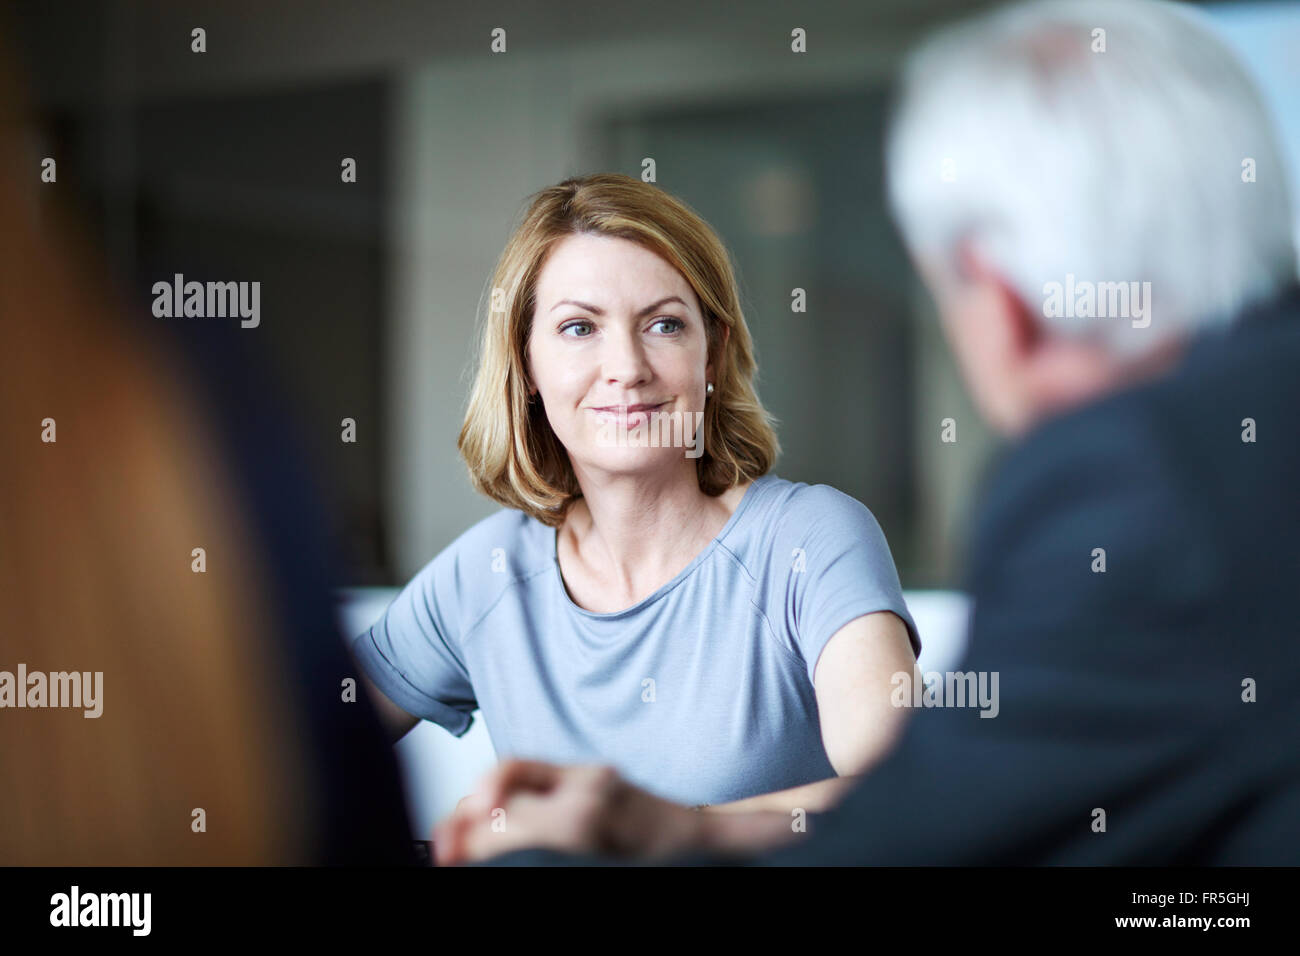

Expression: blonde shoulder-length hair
xmin=458 ymin=173 xmax=781 ymax=527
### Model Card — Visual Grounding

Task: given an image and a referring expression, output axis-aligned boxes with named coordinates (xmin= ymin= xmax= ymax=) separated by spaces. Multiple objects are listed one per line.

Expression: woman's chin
xmin=578 ymin=446 xmax=687 ymax=474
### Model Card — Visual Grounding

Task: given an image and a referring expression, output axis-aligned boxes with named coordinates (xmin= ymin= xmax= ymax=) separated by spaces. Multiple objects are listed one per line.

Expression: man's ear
xmin=956 ymin=241 xmax=1041 ymax=359
xmin=994 ymin=277 xmax=1042 ymax=359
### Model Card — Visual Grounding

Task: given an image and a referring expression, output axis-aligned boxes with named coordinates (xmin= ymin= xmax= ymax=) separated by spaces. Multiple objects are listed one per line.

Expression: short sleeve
xmin=774 ymin=484 xmax=921 ymax=685
xmin=349 ymin=546 xmax=478 ymax=737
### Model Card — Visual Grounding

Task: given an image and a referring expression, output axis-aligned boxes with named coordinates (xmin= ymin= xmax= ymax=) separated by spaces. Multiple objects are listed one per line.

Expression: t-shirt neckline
xmin=551 ymin=475 xmax=770 ymax=620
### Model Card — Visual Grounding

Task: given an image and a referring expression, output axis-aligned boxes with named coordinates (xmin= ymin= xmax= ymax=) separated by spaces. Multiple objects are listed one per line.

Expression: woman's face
xmin=526 ymin=232 xmax=714 ymax=479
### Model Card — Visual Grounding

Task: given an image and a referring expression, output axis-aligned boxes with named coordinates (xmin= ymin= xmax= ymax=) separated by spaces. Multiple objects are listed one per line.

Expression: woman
xmin=353 ymin=173 xmax=921 ymax=814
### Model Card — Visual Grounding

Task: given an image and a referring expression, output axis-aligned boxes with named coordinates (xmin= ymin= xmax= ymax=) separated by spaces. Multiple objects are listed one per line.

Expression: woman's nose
xmin=600 ymin=328 xmax=652 ymax=385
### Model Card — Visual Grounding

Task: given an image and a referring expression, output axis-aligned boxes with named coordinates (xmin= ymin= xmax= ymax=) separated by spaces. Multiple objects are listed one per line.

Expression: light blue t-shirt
xmin=351 ymin=473 xmax=921 ymax=806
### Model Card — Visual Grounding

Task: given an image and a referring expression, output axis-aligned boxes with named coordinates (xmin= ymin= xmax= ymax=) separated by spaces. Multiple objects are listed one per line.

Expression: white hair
xmin=885 ymin=0 xmax=1298 ymax=354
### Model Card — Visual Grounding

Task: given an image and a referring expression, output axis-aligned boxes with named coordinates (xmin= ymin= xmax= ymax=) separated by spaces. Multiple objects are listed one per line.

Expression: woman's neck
xmin=563 ymin=466 xmax=744 ymax=600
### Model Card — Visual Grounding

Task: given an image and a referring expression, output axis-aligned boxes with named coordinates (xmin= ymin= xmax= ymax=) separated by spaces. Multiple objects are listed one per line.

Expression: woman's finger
xmin=432 ymin=810 xmax=472 ymax=866
xmin=477 ymin=758 xmax=564 ymax=810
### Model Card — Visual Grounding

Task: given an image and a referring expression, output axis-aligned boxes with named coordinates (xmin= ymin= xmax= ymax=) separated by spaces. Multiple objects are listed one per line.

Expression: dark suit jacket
xmin=488 ymin=283 xmax=1300 ymax=866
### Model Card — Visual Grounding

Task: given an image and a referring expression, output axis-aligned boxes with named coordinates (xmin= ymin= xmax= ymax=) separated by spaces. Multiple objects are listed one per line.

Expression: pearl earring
xmin=706 ymin=383 xmax=714 ymax=397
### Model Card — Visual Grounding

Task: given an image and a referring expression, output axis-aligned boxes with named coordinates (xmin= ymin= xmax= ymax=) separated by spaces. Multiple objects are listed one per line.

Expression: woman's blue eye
xmin=560 ymin=317 xmax=683 ymax=337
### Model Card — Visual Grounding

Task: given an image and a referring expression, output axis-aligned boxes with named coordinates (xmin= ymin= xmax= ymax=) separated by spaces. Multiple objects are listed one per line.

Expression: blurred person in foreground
xmin=435 ymin=0 xmax=1300 ymax=865
xmin=0 ymin=24 xmax=413 ymax=865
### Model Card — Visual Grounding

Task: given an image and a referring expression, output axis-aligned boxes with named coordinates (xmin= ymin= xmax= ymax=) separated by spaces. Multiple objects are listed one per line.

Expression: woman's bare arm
xmin=704 ymin=611 xmax=918 ymax=814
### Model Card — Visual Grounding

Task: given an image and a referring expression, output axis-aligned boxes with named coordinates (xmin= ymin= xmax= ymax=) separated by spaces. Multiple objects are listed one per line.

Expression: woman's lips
xmin=593 ymin=402 xmax=664 ymax=412
xmin=591 ymin=402 xmax=667 ymax=426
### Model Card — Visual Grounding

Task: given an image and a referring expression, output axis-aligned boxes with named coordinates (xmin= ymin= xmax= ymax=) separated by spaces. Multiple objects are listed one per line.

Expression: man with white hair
xmin=884 ymin=0 xmax=1298 ymax=435
xmin=434 ymin=0 xmax=1300 ymax=865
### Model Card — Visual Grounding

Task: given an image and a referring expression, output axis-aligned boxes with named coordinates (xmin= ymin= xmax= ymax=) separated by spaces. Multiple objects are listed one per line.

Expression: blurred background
xmin=10 ymin=0 xmax=1299 ymax=834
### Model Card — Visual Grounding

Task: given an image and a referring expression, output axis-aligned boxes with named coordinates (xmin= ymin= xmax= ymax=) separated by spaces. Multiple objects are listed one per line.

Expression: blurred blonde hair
xmin=458 ymin=173 xmax=780 ymax=526
xmin=0 ymin=29 xmax=314 ymax=865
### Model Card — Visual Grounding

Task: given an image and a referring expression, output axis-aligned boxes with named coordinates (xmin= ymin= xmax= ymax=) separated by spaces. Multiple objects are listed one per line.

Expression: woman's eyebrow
xmin=549 ymin=295 xmax=688 ymax=317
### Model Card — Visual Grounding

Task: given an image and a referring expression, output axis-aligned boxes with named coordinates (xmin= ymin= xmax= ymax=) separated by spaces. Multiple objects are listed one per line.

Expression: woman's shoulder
xmin=745 ymin=474 xmax=884 ymax=534
xmin=413 ymin=503 xmax=555 ymax=592
xmin=723 ymin=474 xmax=891 ymax=573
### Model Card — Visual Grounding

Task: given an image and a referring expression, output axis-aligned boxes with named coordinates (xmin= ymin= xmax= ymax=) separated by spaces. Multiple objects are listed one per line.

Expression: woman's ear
xmin=706 ymin=322 xmax=731 ymax=382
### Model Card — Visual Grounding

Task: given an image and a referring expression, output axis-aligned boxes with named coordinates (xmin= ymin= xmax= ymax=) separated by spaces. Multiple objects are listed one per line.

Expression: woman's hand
xmin=432 ymin=759 xmax=707 ymax=865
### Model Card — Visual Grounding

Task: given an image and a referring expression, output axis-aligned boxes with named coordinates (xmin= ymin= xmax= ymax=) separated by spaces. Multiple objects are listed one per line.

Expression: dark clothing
xmin=490 ymin=285 xmax=1300 ymax=866
xmin=145 ymin=303 xmax=417 ymax=866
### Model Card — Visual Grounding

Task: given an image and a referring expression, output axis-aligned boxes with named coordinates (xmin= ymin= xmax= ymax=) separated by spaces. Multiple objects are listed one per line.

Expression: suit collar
xmin=1179 ymin=281 xmax=1300 ymax=366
